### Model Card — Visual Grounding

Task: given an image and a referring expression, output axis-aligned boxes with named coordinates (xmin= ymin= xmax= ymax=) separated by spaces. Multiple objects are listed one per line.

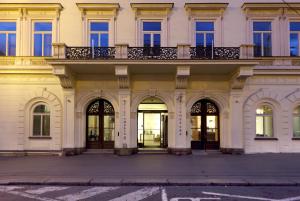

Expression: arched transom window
xmin=33 ymin=104 xmax=50 ymax=136
xmin=256 ymin=105 xmax=273 ymax=137
xmin=293 ymin=106 xmax=300 ymax=138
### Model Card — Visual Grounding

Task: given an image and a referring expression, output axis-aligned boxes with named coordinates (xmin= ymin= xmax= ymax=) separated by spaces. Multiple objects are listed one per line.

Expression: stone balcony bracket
xmin=176 ymin=66 xmax=190 ymax=89
xmin=230 ymin=66 xmax=254 ymax=90
xmin=52 ymin=65 xmax=75 ymax=88
xmin=115 ymin=65 xmax=130 ymax=89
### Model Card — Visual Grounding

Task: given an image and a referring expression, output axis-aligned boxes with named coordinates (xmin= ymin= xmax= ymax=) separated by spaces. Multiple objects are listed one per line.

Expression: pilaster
xmin=114 ymin=65 xmax=136 ymax=155
xmin=170 ymin=66 xmax=192 ymax=155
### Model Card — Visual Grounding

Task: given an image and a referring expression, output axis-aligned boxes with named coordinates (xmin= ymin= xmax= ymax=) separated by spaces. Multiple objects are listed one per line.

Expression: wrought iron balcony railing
xmin=190 ymin=47 xmax=240 ymax=60
xmin=65 ymin=47 xmax=116 ymax=60
xmin=128 ymin=47 xmax=177 ymax=60
xmin=52 ymin=43 xmax=245 ymax=60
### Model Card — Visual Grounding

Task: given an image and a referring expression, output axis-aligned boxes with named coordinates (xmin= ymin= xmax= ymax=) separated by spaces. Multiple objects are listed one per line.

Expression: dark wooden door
xmin=86 ymin=99 xmax=115 ymax=149
xmin=191 ymin=99 xmax=220 ymax=150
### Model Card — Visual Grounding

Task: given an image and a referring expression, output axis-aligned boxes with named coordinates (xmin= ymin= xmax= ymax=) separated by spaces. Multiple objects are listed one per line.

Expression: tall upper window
xmin=253 ymin=22 xmax=272 ymax=57
xmin=293 ymin=106 xmax=300 ymax=138
xmin=90 ymin=22 xmax=109 ymax=47
xmin=0 ymin=22 xmax=16 ymax=56
xmin=33 ymin=104 xmax=50 ymax=137
xmin=33 ymin=22 xmax=52 ymax=56
xmin=290 ymin=22 xmax=300 ymax=56
xmin=195 ymin=22 xmax=214 ymax=47
xmin=256 ymin=105 xmax=273 ymax=137
xmin=143 ymin=22 xmax=161 ymax=47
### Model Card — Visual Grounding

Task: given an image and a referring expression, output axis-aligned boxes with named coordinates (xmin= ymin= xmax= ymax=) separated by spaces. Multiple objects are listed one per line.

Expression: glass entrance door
xmin=191 ymin=99 xmax=220 ymax=150
xmin=138 ymin=112 xmax=168 ymax=148
xmin=86 ymin=99 xmax=115 ymax=149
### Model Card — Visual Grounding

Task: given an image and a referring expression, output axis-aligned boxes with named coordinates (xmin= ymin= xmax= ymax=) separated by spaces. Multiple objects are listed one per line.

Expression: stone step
xmin=83 ymin=149 xmax=114 ymax=154
xmin=138 ymin=148 xmax=168 ymax=154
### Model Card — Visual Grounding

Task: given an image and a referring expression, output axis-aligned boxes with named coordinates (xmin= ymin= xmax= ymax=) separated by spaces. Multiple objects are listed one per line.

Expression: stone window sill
xmin=292 ymin=137 xmax=300 ymax=140
xmin=254 ymin=137 xmax=278 ymax=141
xmin=28 ymin=136 xmax=52 ymax=140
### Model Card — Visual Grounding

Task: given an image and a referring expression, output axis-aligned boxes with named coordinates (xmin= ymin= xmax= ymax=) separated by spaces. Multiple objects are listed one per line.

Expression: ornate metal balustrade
xmin=128 ymin=47 xmax=177 ymax=60
xmin=190 ymin=47 xmax=240 ymax=60
xmin=65 ymin=47 xmax=115 ymax=59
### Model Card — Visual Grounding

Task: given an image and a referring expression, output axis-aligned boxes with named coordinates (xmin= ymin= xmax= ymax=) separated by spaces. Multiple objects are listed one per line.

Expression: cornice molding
xmin=76 ymin=3 xmax=120 ymax=18
xmin=131 ymin=3 xmax=174 ymax=18
xmin=242 ymin=3 xmax=300 ymax=18
xmin=0 ymin=3 xmax=63 ymax=19
xmin=184 ymin=3 xmax=228 ymax=18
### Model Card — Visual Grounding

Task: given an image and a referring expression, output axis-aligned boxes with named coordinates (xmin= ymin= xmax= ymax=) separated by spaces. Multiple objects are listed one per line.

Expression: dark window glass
xmin=196 ymin=33 xmax=204 ymax=47
xmin=100 ymin=34 xmax=109 ymax=47
xmin=42 ymin=115 xmax=50 ymax=136
xmin=263 ymin=33 xmax=272 ymax=56
xmin=153 ymin=34 xmax=161 ymax=47
xmin=253 ymin=33 xmax=262 ymax=57
xmin=0 ymin=22 xmax=16 ymax=31
xmin=196 ymin=22 xmax=214 ymax=31
xmin=290 ymin=33 xmax=299 ymax=56
xmin=144 ymin=34 xmax=151 ymax=47
xmin=91 ymin=22 xmax=108 ymax=31
xmin=34 ymin=34 xmax=43 ymax=56
xmin=290 ymin=22 xmax=300 ymax=31
xmin=34 ymin=22 xmax=52 ymax=31
xmin=143 ymin=22 xmax=161 ymax=31
xmin=44 ymin=34 xmax=52 ymax=56
xmin=33 ymin=115 xmax=41 ymax=136
xmin=8 ymin=34 xmax=16 ymax=56
xmin=0 ymin=34 xmax=6 ymax=56
xmin=90 ymin=34 xmax=99 ymax=47
xmin=206 ymin=33 xmax=214 ymax=47
xmin=253 ymin=22 xmax=271 ymax=31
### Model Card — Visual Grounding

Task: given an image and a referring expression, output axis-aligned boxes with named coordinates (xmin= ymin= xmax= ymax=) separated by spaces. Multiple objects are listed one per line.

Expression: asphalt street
xmin=1 ymin=185 xmax=300 ymax=201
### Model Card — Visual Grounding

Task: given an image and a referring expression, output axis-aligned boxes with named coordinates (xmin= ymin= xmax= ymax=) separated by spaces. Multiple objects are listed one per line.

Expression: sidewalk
xmin=1 ymin=153 xmax=300 ymax=186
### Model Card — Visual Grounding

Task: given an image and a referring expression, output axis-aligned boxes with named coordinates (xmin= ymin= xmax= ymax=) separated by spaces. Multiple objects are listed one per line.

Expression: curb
xmin=0 ymin=179 xmax=300 ymax=187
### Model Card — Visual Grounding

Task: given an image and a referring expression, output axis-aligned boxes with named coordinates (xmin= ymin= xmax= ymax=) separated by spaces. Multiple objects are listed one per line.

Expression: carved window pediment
xmin=185 ymin=3 xmax=228 ymax=18
xmin=77 ymin=3 xmax=120 ymax=18
xmin=0 ymin=3 xmax=63 ymax=19
xmin=131 ymin=3 xmax=173 ymax=18
xmin=242 ymin=3 xmax=300 ymax=18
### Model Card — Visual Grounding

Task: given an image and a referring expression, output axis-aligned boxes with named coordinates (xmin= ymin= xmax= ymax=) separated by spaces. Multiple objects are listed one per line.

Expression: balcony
xmin=53 ymin=43 xmax=250 ymax=60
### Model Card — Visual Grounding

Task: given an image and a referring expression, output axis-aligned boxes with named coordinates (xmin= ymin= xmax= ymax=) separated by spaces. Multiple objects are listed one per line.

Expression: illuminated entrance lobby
xmin=138 ymin=98 xmax=168 ymax=149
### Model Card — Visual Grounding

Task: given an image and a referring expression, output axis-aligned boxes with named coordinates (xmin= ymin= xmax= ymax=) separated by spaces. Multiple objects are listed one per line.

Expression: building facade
xmin=1 ymin=0 xmax=300 ymax=156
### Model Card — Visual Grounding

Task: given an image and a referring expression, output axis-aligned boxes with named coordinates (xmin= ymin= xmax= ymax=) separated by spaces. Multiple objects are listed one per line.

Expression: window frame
xmin=0 ymin=21 xmax=17 ymax=56
xmin=141 ymin=20 xmax=162 ymax=47
xmin=88 ymin=20 xmax=110 ymax=47
xmin=293 ymin=105 xmax=300 ymax=138
xmin=253 ymin=21 xmax=272 ymax=57
xmin=31 ymin=103 xmax=51 ymax=137
xmin=289 ymin=21 xmax=300 ymax=56
xmin=255 ymin=104 xmax=274 ymax=138
xmin=195 ymin=20 xmax=215 ymax=48
xmin=32 ymin=20 xmax=53 ymax=57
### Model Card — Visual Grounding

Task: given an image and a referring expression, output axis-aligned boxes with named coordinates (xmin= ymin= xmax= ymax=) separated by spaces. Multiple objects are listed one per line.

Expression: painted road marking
xmin=161 ymin=188 xmax=168 ymax=201
xmin=170 ymin=198 xmax=220 ymax=201
xmin=26 ymin=186 xmax=70 ymax=195
xmin=202 ymin=191 xmax=275 ymax=201
xmin=0 ymin=186 xmax=24 ymax=191
xmin=108 ymin=187 xmax=160 ymax=201
xmin=279 ymin=196 xmax=300 ymax=201
xmin=0 ymin=188 xmax=58 ymax=201
xmin=56 ymin=187 xmax=119 ymax=201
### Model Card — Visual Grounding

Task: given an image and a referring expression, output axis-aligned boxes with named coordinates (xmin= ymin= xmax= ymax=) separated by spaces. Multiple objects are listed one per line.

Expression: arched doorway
xmin=191 ymin=99 xmax=220 ymax=150
xmin=137 ymin=97 xmax=168 ymax=148
xmin=86 ymin=99 xmax=115 ymax=149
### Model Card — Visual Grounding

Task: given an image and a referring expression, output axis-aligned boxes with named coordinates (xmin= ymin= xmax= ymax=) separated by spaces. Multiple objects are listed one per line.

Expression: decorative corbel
xmin=176 ymin=66 xmax=190 ymax=89
xmin=115 ymin=65 xmax=130 ymax=89
xmin=52 ymin=65 xmax=75 ymax=89
xmin=230 ymin=66 xmax=253 ymax=90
